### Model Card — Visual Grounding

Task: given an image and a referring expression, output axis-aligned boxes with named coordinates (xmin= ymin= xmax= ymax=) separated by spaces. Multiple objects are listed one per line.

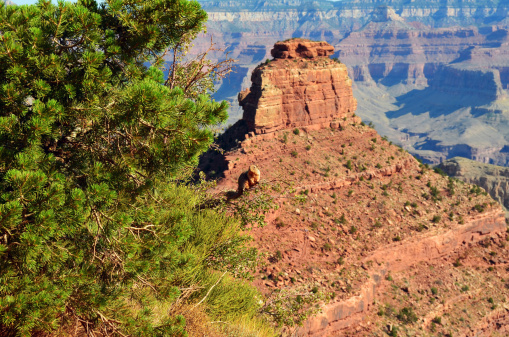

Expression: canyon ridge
xmin=201 ymin=39 xmax=509 ymax=336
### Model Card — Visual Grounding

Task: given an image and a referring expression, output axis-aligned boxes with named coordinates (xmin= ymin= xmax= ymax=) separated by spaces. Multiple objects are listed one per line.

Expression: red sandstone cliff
xmin=238 ymin=39 xmax=358 ymax=134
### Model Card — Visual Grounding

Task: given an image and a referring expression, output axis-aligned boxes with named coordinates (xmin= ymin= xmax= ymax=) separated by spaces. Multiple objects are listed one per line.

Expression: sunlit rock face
xmin=238 ymin=39 xmax=357 ymax=134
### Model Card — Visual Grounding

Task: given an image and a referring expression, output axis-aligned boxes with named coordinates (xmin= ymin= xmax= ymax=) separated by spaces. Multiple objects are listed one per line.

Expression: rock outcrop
xmin=270 ymin=40 xmax=334 ymax=59
xmin=195 ymin=0 xmax=509 ymax=166
xmin=238 ymin=39 xmax=358 ymax=134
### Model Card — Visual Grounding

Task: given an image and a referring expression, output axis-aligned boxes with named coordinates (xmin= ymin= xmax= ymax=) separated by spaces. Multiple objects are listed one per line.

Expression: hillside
xmin=194 ymin=0 xmax=509 ymax=166
xmin=438 ymin=157 xmax=509 ymax=217
xmin=202 ymin=40 xmax=509 ymax=335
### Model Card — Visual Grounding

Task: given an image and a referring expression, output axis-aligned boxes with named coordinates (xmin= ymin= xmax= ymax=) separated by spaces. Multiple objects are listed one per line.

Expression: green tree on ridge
xmin=0 ymin=0 xmax=268 ymax=335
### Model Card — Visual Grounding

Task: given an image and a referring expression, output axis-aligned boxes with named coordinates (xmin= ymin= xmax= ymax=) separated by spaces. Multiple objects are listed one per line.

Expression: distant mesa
xmin=237 ymin=39 xmax=358 ymax=135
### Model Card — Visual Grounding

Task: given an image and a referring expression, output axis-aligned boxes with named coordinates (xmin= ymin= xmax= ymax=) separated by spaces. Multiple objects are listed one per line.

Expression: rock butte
xmin=238 ymin=39 xmax=358 ymax=134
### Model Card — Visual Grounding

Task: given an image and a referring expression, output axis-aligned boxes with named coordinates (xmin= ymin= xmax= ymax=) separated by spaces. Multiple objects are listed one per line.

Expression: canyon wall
xmin=297 ymin=210 xmax=506 ymax=336
xmin=195 ymin=0 xmax=509 ymax=166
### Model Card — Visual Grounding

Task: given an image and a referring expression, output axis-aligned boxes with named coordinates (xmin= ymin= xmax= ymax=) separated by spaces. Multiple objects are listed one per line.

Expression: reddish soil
xmin=207 ymin=122 xmax=507 ymax=335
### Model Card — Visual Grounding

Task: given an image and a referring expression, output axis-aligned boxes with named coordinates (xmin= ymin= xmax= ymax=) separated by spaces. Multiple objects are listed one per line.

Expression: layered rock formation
xmin=201 ymin=44 xmax=509 ymax=335
xmin=334 ymin=12 xmax=509 ymax=165
xmin=195 ymin=0 xmax=509 ymax=166
xmin=238 ymin=39 xmax=357 ymax=134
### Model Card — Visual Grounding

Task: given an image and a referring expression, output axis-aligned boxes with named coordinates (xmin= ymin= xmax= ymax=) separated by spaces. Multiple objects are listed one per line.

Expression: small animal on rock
xmin=237 ymin=165 xmax=260 ymax=195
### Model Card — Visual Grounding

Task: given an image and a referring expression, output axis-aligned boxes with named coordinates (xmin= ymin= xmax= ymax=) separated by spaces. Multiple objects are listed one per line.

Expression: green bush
xmin=474 ymin=203 xmax=486 ymax=212
xmin=335 ymin=214 xmax=346 ymax=224
xmin=396 ymin=307 xmax=418 ymax=324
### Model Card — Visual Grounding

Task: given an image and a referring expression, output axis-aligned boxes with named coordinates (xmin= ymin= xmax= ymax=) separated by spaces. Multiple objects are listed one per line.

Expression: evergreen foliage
xmin=0 ymin=0 xmax=267 ymax=335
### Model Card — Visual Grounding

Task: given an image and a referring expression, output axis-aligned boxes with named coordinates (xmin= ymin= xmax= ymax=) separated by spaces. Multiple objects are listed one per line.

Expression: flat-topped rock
xmin=271 ymin=38 xmax=334 ymax=59
xmin=239 ymin=40 xmax=357 ymax=134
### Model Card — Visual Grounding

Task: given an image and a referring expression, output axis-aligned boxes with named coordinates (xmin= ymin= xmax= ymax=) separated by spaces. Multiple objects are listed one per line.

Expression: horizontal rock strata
xmin=238 ymin=39 xmax=357 ymax=134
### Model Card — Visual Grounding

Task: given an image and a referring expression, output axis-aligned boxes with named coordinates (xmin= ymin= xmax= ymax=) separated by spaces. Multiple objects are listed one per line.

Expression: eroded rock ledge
xmin=238 ymin=39 xmax=358 ymax=134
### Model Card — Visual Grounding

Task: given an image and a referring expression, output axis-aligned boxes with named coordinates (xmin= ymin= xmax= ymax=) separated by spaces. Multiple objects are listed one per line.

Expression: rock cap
xmin=271 ymin=38 xmax=334 ymax=59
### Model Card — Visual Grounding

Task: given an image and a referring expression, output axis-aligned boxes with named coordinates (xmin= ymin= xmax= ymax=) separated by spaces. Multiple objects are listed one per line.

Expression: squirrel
xmin=235 ymin=165 xmax=260 ymax=197
xmin=223 ymin=165 xmax=260 ymax=200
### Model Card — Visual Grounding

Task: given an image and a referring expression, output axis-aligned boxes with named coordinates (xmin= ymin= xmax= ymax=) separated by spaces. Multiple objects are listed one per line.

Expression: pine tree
xmin=0 ymin=0 xmax=263 ymax=335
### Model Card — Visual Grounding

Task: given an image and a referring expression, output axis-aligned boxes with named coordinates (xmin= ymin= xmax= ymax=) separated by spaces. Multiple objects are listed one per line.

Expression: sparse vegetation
xmin=275 ymin=250 xmax=283 ymax=261
xmin=335 ymin=214 xmax=347 ymax=224
xmin=474 ymin=203 xmax=486 ymax=212
xmin=470 ymin=185 xmax=487 ymax=196
xmin=397 ymin=307 xmax=418 ymax=324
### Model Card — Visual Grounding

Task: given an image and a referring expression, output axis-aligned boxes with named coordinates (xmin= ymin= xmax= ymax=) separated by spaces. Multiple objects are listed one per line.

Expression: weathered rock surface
xmin=238 ymin=40 xmax=357 ymax=134
xmin=297 ymin=210 xmax=506 ymax=336
xmin=271 ymin=39 xmax=334 ymax=59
